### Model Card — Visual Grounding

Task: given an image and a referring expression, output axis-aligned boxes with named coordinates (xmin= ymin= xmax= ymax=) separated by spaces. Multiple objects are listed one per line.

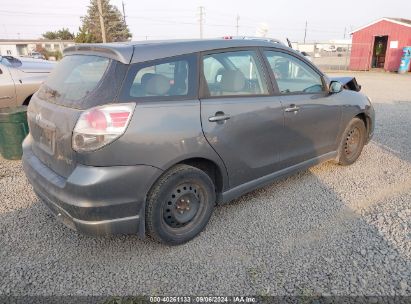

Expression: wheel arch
xmin=22 ymin=94 xmax=33 ymax=106
xmin=339 ymin=105 xmax=372 ymax=145
xmin=152 ymin=156 xmax=228 ymax=200
xmin=177 ymin=157 xmax=226 ymax=195
xmin=354 ymin=111 xmax=374 ymax=143
xmin=355 ymin=112 xmax=369 ymax=133
xmin=335 ymin=109 xmax=370 ymax=162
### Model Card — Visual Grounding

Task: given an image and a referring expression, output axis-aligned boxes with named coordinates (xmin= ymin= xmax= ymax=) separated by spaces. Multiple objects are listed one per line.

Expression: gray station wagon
xmin=22 ymin=39 xmax=375 ymax=245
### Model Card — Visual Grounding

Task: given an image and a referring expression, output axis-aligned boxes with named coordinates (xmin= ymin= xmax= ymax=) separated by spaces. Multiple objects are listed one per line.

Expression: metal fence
xmin=294 ymin=43 xmax=372 ymax=71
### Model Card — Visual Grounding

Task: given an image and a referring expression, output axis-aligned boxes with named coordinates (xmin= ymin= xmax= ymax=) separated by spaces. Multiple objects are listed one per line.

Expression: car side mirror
xmin=329 ymin=81 xmax=343 ymax=94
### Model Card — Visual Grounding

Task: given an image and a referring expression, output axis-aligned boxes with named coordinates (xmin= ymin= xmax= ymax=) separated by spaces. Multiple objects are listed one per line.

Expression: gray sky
xmin=1 ymin=0 xmax=410 ymax=42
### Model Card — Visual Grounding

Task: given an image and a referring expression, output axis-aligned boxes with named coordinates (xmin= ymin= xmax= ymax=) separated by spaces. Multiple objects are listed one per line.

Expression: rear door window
xmin=202 ymin=50 xmax=269 ymax=97
xmin=120 ymin=54 xmax=197 ymax=101
xmin=131 ymin=60 xmax=188 ymax=97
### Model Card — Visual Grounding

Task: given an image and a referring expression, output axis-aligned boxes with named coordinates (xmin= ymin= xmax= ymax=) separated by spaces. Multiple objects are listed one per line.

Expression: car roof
xmin=0 ymin=56 xmax=54 ymax=72
xmin=63 ymin=39 xmax=293 ymax=64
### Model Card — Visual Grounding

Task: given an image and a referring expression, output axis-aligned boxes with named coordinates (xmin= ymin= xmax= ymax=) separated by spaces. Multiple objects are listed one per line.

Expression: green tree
xmin=42 ymin=31 xmax=58 ymax=40
xmin=42 ymin=28 xmax=74 ymax=40
xmin=75 ymin=0 xmax=131 ymax=43
xmin=75 ymin=25 xmax=95 ymax=43
xmin=56 ymin=28 xmax=75 ymax=40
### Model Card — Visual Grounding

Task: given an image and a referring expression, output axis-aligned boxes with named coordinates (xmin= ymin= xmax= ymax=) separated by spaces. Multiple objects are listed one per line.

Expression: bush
xmin=34 ymin=45 xmax=62 ymax=61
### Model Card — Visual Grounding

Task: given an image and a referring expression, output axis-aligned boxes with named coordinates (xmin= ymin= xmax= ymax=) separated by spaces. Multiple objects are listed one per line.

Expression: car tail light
xmin=72 ymin=103 xmax=135 ymax=152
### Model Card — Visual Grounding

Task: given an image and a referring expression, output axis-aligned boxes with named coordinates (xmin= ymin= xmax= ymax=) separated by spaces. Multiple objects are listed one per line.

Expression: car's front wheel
xmin=337 ymin=117 xmax=367 ymax=166
xmin=145 ymin=164 xmax=216 ymax=245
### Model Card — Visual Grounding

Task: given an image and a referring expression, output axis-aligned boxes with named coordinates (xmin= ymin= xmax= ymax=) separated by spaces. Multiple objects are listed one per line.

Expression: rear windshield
xmin=38 ymin=55 xmax=110 ymax=104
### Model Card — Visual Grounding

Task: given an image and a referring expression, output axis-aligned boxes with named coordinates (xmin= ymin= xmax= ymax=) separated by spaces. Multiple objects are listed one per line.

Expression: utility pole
xmin=303 ymin=21 xmax=307 ymax=44
xmin=343 ymin=27 xmax=347 ymax=39
xmin=236 ymin=14 xmax=240 ymax=36
xmin=97 ymin=0 xmax=107 ymax=43
xmin=198 ymin=6 xmax=205 ymax=39
xmin=122 ymin=1 xmax=127 ymax=26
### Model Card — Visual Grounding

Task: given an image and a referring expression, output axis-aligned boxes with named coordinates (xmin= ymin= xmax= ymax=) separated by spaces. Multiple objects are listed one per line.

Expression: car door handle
xmin=0 ymin=96 xmax=12 ymax=100
xmin=284 ymin=104 xmax=300 ymax=113
xmin=208 ymin=113 xmax=231 ymax=122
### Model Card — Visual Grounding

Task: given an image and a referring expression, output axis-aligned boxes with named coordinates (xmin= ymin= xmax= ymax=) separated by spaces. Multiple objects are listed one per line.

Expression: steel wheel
xmin=344 ymin=127 xmax=361 ymax=160
xmin=337 ymin=117 xmax=366 ymax=166
xmin=163 ymin=183 xmax=202 ymax=229
xmin=146 ymin=164 xmax=215 ymax=245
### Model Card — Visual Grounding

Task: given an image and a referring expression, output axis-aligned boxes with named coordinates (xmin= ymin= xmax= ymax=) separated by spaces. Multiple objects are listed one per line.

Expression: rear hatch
xmin=27 ymin=53 xmax=128 ymax=178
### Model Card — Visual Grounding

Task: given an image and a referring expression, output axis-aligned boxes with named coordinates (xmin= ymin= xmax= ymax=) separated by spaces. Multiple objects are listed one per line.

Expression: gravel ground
xmin=0 ymin=72 xmax=410 ymax=297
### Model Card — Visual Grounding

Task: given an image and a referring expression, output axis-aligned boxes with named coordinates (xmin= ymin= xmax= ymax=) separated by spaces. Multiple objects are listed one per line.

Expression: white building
xmin=0 ymin=39 xmax=75 ymax=56
xmin=293 ymin=39 xmax=353 ymax=54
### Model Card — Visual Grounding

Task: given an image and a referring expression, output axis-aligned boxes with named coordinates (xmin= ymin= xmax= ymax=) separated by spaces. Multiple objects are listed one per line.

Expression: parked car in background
xmin=30 ymin=52 xmax=46 ymax=60
xmin=0 ymin=56 xmax=54 ymax=108
xmin=23 ymin=39 xmax=375 ymax=245
xmin=323 ymin=45 xmax=337 ymax=52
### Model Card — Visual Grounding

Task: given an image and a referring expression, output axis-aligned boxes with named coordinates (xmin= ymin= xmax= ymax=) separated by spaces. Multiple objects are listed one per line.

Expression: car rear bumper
xmin=37 ymin=193 xmax=142 ymax=236
xmin=22 ymin=135 xmax=163 ymax=236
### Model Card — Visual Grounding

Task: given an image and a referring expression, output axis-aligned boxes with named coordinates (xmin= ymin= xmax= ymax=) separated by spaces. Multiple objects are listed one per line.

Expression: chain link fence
xmin=294 ymin=43 xmax=372 ymax=71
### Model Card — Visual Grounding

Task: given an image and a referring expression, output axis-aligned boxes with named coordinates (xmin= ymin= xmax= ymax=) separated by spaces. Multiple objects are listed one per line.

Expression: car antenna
xmin=286 ymin=38 xmax=293 ymax=49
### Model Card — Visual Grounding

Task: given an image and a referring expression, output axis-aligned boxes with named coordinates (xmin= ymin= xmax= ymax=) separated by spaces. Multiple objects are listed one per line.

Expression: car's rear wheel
xmin=337 ymin=117 xmax=366 ymax=166
xmin=145 ymin=164 xmax=215 ymax=245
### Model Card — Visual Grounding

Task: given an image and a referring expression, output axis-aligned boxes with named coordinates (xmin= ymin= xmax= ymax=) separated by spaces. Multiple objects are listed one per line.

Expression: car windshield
xmin=0 ymin=56 xmax=22 ymax=67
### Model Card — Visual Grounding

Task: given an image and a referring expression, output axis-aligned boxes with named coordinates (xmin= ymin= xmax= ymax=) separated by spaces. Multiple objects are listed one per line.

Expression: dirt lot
xmin=313 ymin=54 xmax=351 ymax=71
xmin=0 ymin=72 xmax=410 ymax=297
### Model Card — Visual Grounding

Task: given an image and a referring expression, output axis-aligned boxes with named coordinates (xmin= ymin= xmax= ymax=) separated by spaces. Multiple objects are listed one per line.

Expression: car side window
xmin=129 ymin=59 xmax=189 ymax=98
xmin=264 ymin=51 xmax=324 ymax=94
xmin=202 ymin=50 xmax=269 ymax=97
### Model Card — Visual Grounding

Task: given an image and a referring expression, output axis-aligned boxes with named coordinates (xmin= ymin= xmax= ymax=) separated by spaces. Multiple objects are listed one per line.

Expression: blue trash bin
xmin=398 ymin=46 xmax=411 ymax=74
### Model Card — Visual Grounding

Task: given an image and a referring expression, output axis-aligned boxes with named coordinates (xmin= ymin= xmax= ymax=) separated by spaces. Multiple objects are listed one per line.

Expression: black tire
xmin=145 ymin=164 xmax=216 ymax=245
xmin=337 ymin=117 xmax=366 ymax=166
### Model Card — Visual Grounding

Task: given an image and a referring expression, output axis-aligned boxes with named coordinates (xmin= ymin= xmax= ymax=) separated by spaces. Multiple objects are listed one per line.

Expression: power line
xmin=0 ymin=10 xmax=81 ymax=17
xmin=0 ymin=9 xmax=344 ymax=34
xmin=0 ymin=7 xmax=351 ymax=41
xmin=2 ymin=23 xmax=79 ymax=27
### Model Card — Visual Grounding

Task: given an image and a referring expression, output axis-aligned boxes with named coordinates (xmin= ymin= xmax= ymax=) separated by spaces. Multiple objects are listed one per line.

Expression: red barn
xmin=349 ymin=17 xmax=411 ymax=71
